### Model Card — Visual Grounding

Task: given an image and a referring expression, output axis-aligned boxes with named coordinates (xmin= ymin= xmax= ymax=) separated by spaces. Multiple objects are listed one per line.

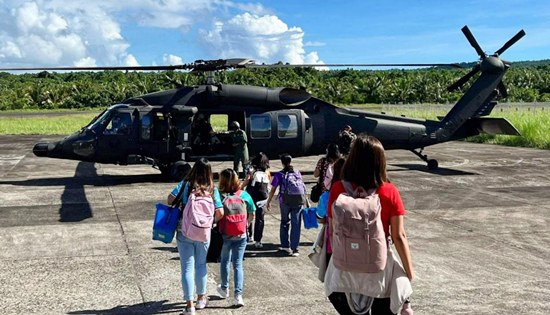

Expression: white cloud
xmin=74 ymin=56 xmax=96 ymax=67
xmin=305 ymin=41 xmax=326 ymax=47
xmin=0 ymin=1 xmax=131 ymax=67
xmin=123 ymin=54 xmax=140 ymax=67
xmin=198 ymin=13 xmax=324 ymax=65
xmin=163 ymin=54 xmax=183 ymax=65
xmin=0 ymin=40 xmax=22 ymax=59
xmin=0 ymin=1 xmax=323 ymax=69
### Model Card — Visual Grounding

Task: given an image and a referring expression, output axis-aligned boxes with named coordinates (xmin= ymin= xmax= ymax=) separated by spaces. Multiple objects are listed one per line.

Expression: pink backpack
xmin=332 ymin=181 xmax=387 ymax=273
xmin=219 ymin=190 xmax=248 ymax=236
xmin=181 ymin=189 xmax=215 ymax=242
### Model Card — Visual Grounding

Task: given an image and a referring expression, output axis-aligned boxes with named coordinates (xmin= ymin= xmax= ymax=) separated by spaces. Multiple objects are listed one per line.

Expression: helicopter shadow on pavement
xmin=2 ymin=161 xmax=166 ymax=222
xmin=58 ymin=162 xmax=95 ymax=222
xmin=1 ymin=171 xmax=165 ymax=188
xmin=66 ymin=299 xmax=184 ymax=315
xmin=389 ymin=163 xmax=478 ymax=176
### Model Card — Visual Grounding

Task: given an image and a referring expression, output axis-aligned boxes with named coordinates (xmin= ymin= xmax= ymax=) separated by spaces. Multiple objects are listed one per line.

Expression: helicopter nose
xmin=33 ymin=141 xmax=62 ymax=158
xmin=33 ymin=142 xmax=49 ymax=157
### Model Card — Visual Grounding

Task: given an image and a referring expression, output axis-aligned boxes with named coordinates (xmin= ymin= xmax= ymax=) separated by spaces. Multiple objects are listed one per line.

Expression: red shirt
xmin=327 ymin=181 xmax=406 ymax=236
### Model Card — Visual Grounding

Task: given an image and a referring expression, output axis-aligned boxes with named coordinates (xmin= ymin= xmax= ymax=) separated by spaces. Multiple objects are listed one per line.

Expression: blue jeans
xmin=219 ymin=237 xmax=247 ymax=296
xmin=279 ymin=203 xmax=302 ymax=251
xmin=176 ymin=231 xmax=210 ymax=301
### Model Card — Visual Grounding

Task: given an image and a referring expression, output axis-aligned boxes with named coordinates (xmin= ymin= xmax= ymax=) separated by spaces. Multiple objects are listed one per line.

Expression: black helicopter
xmin=1 ymin=26 xmax=525 ymax=180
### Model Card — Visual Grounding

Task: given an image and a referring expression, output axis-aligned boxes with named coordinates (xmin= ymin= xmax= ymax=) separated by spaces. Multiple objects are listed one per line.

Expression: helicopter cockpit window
xmin=104 ymin=113 xmax=132 ymax=135
xmin=277 ymin=114 xmax=298 ymax=138
xmin=250 ymin=114 xmax=271 ymax=139
xmin=87 ymin=110 xmax=112 ymax=131
xmin=141 ymin=114 xmax=152 ymax=140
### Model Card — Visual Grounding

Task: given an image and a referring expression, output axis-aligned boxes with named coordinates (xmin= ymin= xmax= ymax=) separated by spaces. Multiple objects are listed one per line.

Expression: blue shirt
xmin=171 ymin=181 xmax=223 ymax=209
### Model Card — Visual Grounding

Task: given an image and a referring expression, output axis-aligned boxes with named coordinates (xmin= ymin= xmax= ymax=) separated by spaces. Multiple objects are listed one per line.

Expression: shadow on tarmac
xmin=389 ymin=163 xmax=478 ymax=176
xmin=244 ymin=242 xmax=314 ymax=258
xmin=162 ymin=242 xmax=315 ymax=261
xmin=67 ymin=299 xmax=185 ymax=315
xmin=150 ymin=246 xmax=178 ymax=253
xmin=59 ymin=162 xmax=94 ymax=222
xmin=1 ymin=174 xmax=165 ymax=188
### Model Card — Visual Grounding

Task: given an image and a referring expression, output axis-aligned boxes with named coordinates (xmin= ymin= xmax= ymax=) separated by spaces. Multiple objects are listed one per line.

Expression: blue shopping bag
xmin=302 ymin=207 xmax=319 ymax=229
xmin=152 ymin=203 xmax=181 ymax=243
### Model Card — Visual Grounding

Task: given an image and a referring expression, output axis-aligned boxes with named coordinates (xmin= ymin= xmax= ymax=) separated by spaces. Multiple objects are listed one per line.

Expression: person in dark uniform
xmin=230 ymin=121 xmax=249 ymax=175
xmin=337 ymin=125 xmax=356 ymax=155
xmin=192 ymin=113 xmax=214 ymax=154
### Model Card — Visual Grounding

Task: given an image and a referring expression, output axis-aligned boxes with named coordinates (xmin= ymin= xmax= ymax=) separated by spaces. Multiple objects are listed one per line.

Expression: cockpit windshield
xmin=87 ymin=110 xmax=112 ymax=131
xmin=86 ymin=104 xmax=127 ymax=132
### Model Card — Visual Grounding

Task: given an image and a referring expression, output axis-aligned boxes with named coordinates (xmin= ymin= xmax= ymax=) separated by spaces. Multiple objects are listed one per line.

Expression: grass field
xmin=381 ymin=106 xmax=550 ymax=150
xmin=0 ymin=106 xmax=548 ymax=149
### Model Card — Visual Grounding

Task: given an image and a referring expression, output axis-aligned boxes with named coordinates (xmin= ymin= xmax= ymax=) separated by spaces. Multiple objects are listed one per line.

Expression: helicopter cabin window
xmin=104 ymin=113 xmax=131 ymax=135
xmin=277 ymin=114 xmax=298 ymax=138
xmin=141 ymin=114 xmax=152 ymax=140
xmin=250 ymin=114 xmax=271 ymax=139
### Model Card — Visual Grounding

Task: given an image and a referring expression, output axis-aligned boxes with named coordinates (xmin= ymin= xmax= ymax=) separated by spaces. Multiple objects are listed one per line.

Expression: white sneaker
xmin=254 ymin=242 xmax=263 ymax=248
xmin=291 ymin=250 xmax=300 ymax=257
xmin=216 ymin=284 xmax=229 ymax=299
xmin=234 ymin=295 xmax=244 ymax=307
xmin=183 ymin=306 xmax=195 ymax=315
xmin=196 ymin=297 xmax=207 ymax=310
xmin=278 ymin=247 xmax=291 ymax=254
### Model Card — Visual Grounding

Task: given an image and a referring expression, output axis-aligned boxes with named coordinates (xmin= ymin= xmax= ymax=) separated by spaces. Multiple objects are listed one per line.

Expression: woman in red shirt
xmin=327 ymin=135 xmax=414 ymax=315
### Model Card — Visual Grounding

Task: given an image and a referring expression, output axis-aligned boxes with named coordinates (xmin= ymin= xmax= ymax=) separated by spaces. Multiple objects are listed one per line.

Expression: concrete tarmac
xmin=0 ymin=135 xmax=549 ymax=315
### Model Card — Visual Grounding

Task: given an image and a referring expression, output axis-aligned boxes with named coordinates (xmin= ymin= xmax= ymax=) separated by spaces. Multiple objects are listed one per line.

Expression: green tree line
xmin=2 ymin=65 xmax=550 ymax=110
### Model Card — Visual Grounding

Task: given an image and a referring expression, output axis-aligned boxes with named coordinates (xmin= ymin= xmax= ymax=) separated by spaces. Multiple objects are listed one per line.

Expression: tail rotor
xmin=447 ymin=26 xmax=525 ymax=93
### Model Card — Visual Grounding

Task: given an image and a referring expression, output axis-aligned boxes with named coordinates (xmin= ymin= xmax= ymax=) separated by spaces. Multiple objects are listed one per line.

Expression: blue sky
xmin=1 ymin=0 xmax=549 ymax=69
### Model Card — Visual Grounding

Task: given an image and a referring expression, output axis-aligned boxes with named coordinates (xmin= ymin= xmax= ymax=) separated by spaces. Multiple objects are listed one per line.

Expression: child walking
xmin=266 ymin=154 xmax=307 ymax=257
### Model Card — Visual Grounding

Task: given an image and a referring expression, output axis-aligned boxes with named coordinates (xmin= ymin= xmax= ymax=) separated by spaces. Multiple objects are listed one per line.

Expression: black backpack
xmin=245 ymin=170 xmax=269 ymax=201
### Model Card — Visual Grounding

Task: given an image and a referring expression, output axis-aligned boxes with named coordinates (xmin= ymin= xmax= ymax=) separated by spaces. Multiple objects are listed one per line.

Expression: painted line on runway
xmin=0 ymin=154 xmax=27 ymax=178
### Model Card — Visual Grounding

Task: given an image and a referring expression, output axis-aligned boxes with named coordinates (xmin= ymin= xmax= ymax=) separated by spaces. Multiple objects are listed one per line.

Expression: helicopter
xmin=0 ymin=26 xmax=525 ymax=180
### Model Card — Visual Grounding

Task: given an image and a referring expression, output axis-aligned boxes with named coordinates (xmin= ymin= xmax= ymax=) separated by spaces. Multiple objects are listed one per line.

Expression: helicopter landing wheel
xmin=171 ymin=161 xmax=191 ymax=182
xmin=411 ymin=148 xmax=439 ymax=170
xmin=427 ymin=159 xmax=439 ymax=170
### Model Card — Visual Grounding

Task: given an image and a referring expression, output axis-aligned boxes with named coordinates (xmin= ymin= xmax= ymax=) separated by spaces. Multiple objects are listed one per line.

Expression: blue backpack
xmin=281 ymin=171 xmax=306 ymax=206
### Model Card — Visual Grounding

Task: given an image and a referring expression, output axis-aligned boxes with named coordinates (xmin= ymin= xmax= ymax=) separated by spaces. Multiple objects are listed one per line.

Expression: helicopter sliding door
xmin=248 ymin=110 xmax=308 ymax=158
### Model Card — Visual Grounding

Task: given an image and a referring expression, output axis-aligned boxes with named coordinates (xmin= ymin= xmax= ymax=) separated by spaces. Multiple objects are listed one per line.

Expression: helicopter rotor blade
xmin=0 ymin=62 xmax=463 ymax=72
xmin=494 ymin=29 xmax=526 ymax=56
xmin=244 ymin=63 xmax=463 ymax=69
xmin=447 ymin=64 xmax=481 ymax=92
xmin=0 ymin=65 xmax=195 ymax=71
xmin=461 ymin=26 xmax=486 ymax=58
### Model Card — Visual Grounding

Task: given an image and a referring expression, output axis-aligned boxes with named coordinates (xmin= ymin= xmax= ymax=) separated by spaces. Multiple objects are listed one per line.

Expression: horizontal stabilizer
xmin=473 ymin=117 xmax=521 ymax=136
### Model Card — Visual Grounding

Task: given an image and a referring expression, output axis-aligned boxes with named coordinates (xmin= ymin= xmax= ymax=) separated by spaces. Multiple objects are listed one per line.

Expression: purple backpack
xmin=181 ymin=190 xmax=215 ymax=242
xmin=332 ymin=181 xmax=387 ymax=273
xmin=281 ymin=171 xmax=306 ymax=206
